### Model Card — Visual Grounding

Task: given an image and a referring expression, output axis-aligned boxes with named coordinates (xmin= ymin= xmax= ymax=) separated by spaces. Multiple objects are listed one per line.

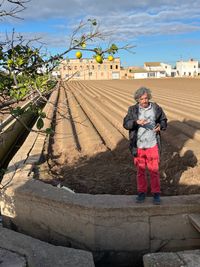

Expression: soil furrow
xmin=52 ymin=86 xmax=79 ymax=163
xmin=71 ymin=84 xmax=124 ymax=150
xmin=76 ymin=81 xmax=200 ymax=146
xmin=87 ymin=81 xmax=200 ymax=114
xmin=76 ymin=81 xmax=128 ymax=117
xmin=66 ymin=84 xmax=106 ymax=155
xmin=73 ymin=82 xmax=128 ymax=139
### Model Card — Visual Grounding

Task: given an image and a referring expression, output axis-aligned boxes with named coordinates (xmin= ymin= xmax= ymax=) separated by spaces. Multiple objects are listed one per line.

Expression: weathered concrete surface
xmin=0 ymin=225 xmax=95 ymax=267
xmin=0 ymin=247 xmax=26 ymax=267
xmin=188 ymin=213 xmax=200 ymax=233
xmin=1 ymin=169 xmax=200 ymax=254
xmin=143 ymin=249 xmax=200 ymax=267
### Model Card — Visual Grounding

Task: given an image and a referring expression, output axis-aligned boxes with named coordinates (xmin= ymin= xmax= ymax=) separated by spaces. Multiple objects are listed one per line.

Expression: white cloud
xmin=20 ymin=0 xmax=200 ymax=20
xmin=2 ymin=0 xmax=200 ymax=48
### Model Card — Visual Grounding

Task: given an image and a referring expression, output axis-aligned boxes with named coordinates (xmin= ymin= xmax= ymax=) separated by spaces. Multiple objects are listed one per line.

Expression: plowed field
xmin=37 ymin=78 xmax=200 ymax=196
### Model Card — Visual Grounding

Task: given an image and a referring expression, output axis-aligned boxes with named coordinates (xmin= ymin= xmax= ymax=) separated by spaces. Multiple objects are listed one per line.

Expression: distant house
xmin=130 ymin=68 xmax=149 ymax=79
xmin=176 ymin=59 xmax=199 ymax=77
xmin=121 ymin=64 xmax=171 ymax=79
xmin=144 ymin=62 xmax=166 ymax=78
xmin=120 ymin=68 xmax=132 ymax=79
xmin=160 ymin=63 xmax=173 ymax=77
xmin=120 ymin=66 xmax=141 ymax=79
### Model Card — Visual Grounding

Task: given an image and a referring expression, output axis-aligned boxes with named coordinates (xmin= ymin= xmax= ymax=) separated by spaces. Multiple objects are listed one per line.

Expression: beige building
xmin=120 ymin=67 xmax=150 ymax=79
xmin=59 ymin=57 xmax=121 ymax=80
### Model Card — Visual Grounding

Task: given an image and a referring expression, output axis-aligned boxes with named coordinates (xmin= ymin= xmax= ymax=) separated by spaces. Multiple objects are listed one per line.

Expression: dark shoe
xmin=136 ymin=192 xmax=146 ymax=203
xmin=153 ymin=193 xmax=161 ymax=205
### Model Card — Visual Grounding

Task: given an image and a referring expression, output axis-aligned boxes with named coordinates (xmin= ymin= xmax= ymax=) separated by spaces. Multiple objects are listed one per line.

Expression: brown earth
xmin=36 ymin=78 xmax=200 ymax=196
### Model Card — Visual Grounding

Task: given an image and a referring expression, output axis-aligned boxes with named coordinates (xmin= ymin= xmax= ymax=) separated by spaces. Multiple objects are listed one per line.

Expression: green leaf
xmin=16 ymin=57 xmax=24 ymax=66
xmin=36 ymin=118 xmax=44 ymax=129
xmin=45 ymin=128 xmax=54 ymax=135
xmin=11 ymin=107 xmax=24 ymax=116
xmin=108 ymin=43 xmax=118 ymax=54
xmin=39 ymin=112 xmax=46 ymax=118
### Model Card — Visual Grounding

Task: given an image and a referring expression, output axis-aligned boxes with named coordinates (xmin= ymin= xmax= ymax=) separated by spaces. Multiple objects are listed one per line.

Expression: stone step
xmin=0 ymin=225 xmax=95 ymax=267
xmin=188 ymin=214 xmax=200 ymax=233
xmin=143 ymin=249 xmax=200 ymax=267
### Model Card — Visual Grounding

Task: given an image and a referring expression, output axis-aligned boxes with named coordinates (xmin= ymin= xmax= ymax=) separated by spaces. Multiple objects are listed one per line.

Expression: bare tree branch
xmin=0 ymin=0 xmax=29 ymax=19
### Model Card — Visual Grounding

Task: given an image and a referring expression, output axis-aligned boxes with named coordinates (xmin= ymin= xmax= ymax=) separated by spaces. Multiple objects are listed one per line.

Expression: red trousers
xmin=133 ymin=144 xmax=160 ymax=193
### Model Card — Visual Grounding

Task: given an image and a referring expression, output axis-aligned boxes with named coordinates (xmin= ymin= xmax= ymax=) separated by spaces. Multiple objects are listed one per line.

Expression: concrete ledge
xmin=0 ymin=225 xmax=94 ymax=267
xmin=1 ymin=172 xmax=200 ymax=253
xmin=143 ymin=249 xmax=200 ymax=267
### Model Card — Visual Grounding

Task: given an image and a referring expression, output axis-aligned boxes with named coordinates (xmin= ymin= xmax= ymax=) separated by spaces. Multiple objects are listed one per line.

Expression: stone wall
xmin=1 ymin=175 xmax=200 ymax=253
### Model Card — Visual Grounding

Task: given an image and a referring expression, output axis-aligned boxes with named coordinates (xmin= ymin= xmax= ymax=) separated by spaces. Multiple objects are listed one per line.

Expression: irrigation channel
xmin=0 ymin=96 xmax=46 ymax=179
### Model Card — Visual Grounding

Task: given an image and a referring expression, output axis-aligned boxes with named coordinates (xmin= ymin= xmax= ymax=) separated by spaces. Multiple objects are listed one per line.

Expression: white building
xmin=121 ymin=63 xmax=173 ymax=79
xmin=144 ymin=62 xmax=166 ymax=78
xmin=176 ymin=59 xmax=199 ymax=77
xmin=160 ymin=63 xmax=173 ymax=77
xmin=131 ymin=68 xmax=149 ymax=79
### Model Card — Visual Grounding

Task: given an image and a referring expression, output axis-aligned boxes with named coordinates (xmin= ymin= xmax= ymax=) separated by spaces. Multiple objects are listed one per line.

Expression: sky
xmin=1 ymin=0 xmax=200 ymax=67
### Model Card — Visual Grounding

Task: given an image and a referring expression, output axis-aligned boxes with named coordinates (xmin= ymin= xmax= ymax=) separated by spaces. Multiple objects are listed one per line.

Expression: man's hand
xmin=153 ymin=124 xmax=160 ymax=132
xmin=136 ymin=119 xmax=149 ymax=126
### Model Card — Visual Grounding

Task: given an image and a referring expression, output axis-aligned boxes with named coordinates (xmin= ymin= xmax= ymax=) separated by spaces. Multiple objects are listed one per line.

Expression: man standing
xmin=123 ymin=87 xmax=167 ymax=204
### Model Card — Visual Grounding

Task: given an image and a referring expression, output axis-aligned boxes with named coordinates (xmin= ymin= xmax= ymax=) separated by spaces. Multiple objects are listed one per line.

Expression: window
xmin=116 ymin=65 xmax=118 ymax=69
xmin=110 ymin=65 xmax=113 ymax=69
xmin=89 ymin=72 xmax=92 ymax=76
xmin=148 ymin=72 xmax=155 ymax=77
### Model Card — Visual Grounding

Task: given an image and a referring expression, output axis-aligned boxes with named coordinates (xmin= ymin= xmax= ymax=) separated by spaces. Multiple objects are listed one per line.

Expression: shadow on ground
xmin=36 ymin=119 xmax=200 ymax=196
